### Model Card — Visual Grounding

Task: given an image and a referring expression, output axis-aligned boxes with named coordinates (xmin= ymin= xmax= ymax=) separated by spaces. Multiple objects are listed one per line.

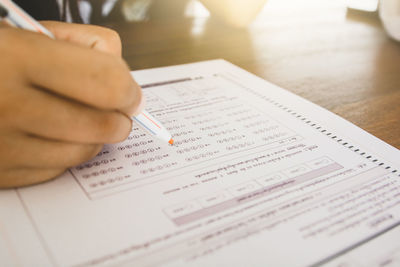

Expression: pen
xmin=0 ymin=0 xmax=174 ymax=145
xmin=0 ymin=0 xmax=54 ymax=38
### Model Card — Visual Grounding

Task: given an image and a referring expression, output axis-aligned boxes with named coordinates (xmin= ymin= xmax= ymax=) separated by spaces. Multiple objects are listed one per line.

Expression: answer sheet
xmin=1 ymin=60 xmax=400 ymax=267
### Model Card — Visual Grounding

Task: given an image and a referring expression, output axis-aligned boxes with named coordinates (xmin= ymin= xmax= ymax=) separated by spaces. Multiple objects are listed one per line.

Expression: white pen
xmin=0 ymin=0 xmax=174 ymax=145
xmin=0 ymin=0 xmax=54 ymax=38
xmin=134 ymin=110 xmax=174 ymax=144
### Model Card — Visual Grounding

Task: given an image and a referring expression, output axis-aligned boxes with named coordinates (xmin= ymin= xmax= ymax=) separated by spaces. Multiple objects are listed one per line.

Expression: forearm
xmin=199 ymin=0 xmax=267 ymax=27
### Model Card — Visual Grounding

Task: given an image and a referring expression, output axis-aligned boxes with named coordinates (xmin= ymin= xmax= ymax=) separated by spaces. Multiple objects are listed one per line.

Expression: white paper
xmin=1 ymin=60 xmax=399 ymax=267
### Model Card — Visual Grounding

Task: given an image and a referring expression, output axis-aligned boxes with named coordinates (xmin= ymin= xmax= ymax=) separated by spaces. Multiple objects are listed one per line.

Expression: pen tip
xmin=168 ymin=139 xmax=174 ymax=145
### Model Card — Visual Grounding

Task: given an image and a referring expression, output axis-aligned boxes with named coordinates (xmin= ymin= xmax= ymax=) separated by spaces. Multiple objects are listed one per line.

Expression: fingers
xmin=40 ymin=21 xmax=122 ymax=56
xmin=0 ymin=132 xmax=103 ymax=169
xmin=0 ymin=132 xmax=104 ymax=188
xmin=40 ymin=21 xmax=143 ymax=116
xmin=3 ymin=27 xmax=142 ymax=117
xmin=0 ymin=24 xmax=143 ymax=188
xmin=25 ymin=32 xmax=141 ymax=115
xmin=5 ymin=83 xmax=133 ymax=143
xmin=0 ymin=168 xmax=67 ymax=188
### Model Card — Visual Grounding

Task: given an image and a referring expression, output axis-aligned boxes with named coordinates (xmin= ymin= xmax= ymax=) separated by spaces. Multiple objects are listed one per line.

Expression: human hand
xmin=0 ymin=21 xmax=142 ymax=188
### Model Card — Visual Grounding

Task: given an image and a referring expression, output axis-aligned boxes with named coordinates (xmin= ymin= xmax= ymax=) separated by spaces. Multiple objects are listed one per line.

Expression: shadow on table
xmin=108 ymin=17 xmax=257 ymax=71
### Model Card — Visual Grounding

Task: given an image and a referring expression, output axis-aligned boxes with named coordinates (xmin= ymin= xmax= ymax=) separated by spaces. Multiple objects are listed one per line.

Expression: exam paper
xmin=1 ymin=60 xmax=399 ymax=267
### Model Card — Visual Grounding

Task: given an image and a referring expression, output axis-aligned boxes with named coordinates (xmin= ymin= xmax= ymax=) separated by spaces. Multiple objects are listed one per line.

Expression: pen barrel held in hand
xmin=0 ymin=0 xmax=54 ymax=38
xmin=134 ymin=110 xmax=173 ymax=143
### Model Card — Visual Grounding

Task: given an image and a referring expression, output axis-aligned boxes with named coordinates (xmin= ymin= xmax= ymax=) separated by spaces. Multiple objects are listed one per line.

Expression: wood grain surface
xmin=108 ymin=0 xmax=400 ymax=149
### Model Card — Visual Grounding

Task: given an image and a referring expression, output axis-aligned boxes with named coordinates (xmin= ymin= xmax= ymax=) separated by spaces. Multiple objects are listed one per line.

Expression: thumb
xmin=40 ymin=21 xmax=122 ymax=56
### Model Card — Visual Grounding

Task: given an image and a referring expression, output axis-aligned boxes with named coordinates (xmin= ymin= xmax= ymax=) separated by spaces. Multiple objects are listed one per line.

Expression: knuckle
xmin=102 ymin=28 xmax=122 ymax=51
xmin=95 ymin=112 xmax=131 ymax=143
xmin=71 ymin=144 xmax=103 ymax=166
xmin=101 ymin=58 xmax=134 ymax=108
xmin=117 ymin=117 xmax=132 ymax=142
xmin=90 ymin=26 xmax=122 ymax=55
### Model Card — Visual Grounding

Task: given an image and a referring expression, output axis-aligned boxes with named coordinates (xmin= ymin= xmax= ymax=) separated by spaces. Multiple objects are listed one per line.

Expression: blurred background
xmin=104 ymin=0 xmax=400 ymax=148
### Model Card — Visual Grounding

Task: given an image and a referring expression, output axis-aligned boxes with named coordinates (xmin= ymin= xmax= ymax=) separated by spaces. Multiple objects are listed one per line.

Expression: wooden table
xmin=109 ymin=0 xmax=400 ymax=149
